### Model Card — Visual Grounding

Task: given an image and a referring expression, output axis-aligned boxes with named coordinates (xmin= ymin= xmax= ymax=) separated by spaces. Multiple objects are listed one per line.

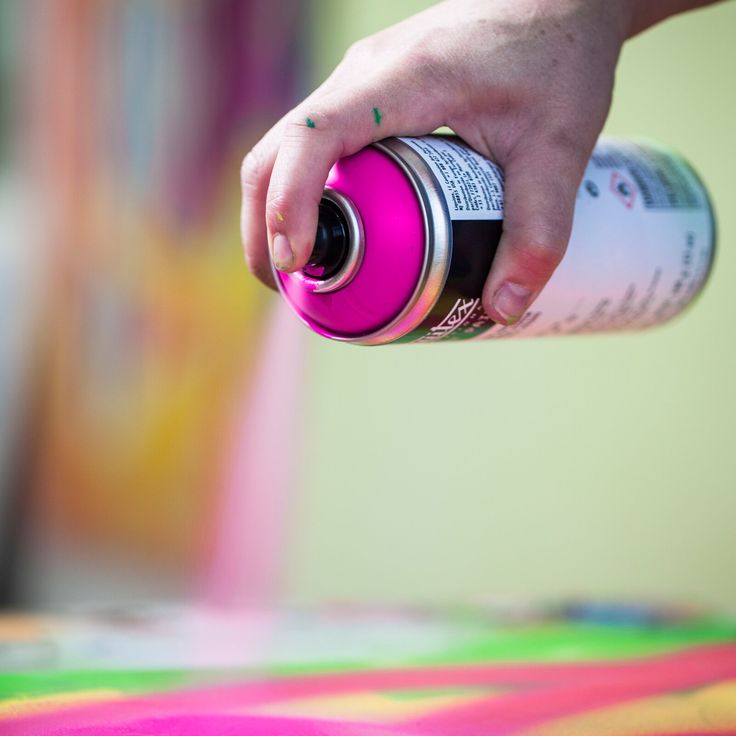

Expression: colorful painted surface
xmin=16 ymin=0 xmax=303 ymax=581
xmin=1 ymin=604 xmax=735 ymax=734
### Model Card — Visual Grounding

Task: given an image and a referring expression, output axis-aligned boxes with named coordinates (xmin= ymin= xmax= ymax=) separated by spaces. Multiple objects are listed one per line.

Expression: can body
xmin=275 ymin=135 xmax=716 ymax=345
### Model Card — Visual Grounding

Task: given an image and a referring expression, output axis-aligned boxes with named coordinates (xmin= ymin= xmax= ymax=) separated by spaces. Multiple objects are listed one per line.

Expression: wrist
xmin=624 ymin=0 xmax=719 ymax=37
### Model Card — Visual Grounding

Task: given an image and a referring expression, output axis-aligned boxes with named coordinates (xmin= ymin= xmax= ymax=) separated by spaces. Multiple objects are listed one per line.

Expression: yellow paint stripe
xmin=521 ymin=680 xmax=736 ymax=736
xmin=247 ymin=690 xmax=503 ymax=723
xmin=0 ymin=689 xmax=122 ymax=719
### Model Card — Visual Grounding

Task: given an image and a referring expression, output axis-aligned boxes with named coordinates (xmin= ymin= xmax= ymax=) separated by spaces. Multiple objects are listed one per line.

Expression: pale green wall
xmin=288 ymin=2 xmax=736 ymax=609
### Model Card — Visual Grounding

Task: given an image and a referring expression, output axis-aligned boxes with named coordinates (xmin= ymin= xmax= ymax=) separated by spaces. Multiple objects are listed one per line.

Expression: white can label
xmin=399 ymin=136 xmax=504 ymax=220
xmin=401 ymin=136 xmax=714 ymax=341
xmin=484 ymin=140 xmax=714 ymax=338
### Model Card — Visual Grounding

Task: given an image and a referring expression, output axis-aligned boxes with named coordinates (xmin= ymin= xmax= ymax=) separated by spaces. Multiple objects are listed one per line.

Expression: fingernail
xmin=493 ymin=281 xmax=532 ymax=324
xmin=271 ymin=233 xmax=293 ymax=271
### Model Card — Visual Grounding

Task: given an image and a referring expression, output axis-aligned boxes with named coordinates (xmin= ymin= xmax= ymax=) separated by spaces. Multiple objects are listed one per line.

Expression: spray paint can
xmin=274 ymin=135 xmax=715 ymax=345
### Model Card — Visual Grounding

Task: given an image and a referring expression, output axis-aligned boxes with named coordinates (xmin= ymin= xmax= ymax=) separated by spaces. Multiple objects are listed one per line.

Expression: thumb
xmin=482 ymin=137 xmax=589 ymax=325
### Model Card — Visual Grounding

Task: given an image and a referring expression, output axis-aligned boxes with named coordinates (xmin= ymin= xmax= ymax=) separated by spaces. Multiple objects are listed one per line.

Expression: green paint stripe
xmin=413 ymin=621 xmax=736 ymax=666
xmin=2 ymin=621 xmax=734 ymax=700
xmin=0 ymin=670 xmax=201 ymax=702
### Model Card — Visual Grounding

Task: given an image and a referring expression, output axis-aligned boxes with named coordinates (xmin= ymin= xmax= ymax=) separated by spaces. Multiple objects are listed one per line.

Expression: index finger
xmin=265 ymin=85 xmax=443 ymax=272
xmin=240 ymin=121 xmax=283 ymax=288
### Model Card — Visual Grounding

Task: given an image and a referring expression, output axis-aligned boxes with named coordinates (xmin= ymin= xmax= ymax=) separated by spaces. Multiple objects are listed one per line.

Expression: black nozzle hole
xmin=303 ymin=198 xmax=350 ymax=280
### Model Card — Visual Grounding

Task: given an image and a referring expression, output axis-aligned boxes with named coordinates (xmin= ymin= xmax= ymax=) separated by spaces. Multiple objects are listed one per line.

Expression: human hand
xmin=241 ymin=0 xmax=637 ymax=324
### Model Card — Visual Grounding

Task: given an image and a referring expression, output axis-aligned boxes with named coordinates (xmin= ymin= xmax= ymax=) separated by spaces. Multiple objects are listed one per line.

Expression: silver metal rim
xmin=351 ymin=137 xmax=452 ymax=345
xmin=295 ymin=188 xmax=365 ymax=294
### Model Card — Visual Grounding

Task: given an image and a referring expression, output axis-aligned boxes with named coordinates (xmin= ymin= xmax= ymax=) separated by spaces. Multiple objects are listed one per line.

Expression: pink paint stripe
xmin=199 ymin=299 xmax=306 ymax=606
xmin=60 ymin=714 xmax=399 ymax=736
xmin=400 ymin=645 xmax=736 ymax=735
xmin=9 ymin=644 xmax=736 ymax=736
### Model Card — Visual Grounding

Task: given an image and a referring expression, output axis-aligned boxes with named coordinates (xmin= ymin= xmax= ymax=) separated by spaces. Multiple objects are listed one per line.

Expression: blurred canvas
xmin=11 ymin=0 xmax=302 ymax=588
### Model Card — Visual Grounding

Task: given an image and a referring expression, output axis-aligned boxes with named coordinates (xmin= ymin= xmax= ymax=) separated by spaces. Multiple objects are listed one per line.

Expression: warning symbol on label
xmin=610 ymin=172 xmax=637 ymax=209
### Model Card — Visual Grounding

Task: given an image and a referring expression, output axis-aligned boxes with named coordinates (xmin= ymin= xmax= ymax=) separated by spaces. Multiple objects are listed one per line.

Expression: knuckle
xmin=394 ymin=36 xmax=456 ymax=107
xmin=536 ymin=119 xmax=591 ymax=164
xmin=508 ymin=231 xmax=568 ymax=281
xmin=240 ymin=146 xmax=269 ymax=194
xmin=404 ymin=32 xmax=435 ymax=66
xmin=403 ymin=34 xmax=442 ymax=83
xmin=343 ymin=37 xmax=372 ymax=63
xmin=283 ymin=106 xmax=334 ymax=138
xmin=283 ymin=111 xmax=309 ymax=134
xmin=545 ymin=124 xmax=584 ymax=158
xmin=265 ymin=190 xmax=292 ymax=228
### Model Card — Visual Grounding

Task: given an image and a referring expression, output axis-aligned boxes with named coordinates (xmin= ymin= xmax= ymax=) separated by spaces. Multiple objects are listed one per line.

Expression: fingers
xmin=240 ymin=122 xmax=282 ymax=289
xmin=265 ymin=85 xmax=443 ymax=273
xmin=241 ymin=73 xmax=349 ymax=288
xmin=482 ymin=133 xmax=590 ymax=325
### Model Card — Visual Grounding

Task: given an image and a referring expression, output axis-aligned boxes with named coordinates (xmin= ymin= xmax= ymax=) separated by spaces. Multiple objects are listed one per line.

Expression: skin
xmin=241 ymin=0 xmax=721 ymax=325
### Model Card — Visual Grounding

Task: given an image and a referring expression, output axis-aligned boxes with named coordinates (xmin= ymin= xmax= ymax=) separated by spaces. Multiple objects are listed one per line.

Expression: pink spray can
xmin=275 ymin=136 xmax=715 ymax=345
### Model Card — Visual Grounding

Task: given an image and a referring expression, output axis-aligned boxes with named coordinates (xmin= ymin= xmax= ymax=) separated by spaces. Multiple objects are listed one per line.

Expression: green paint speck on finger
xmin=373 ymin=107 xmax=382 ymax=126
xmin=306 ymin=117 xmax=316 ymax=128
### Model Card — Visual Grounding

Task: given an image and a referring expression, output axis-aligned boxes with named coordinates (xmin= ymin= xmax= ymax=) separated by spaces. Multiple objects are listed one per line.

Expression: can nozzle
xmin=299 ymin=189 xmax=364 ymax=293
xmin=303 ymin=199 xmax=350 ymax=280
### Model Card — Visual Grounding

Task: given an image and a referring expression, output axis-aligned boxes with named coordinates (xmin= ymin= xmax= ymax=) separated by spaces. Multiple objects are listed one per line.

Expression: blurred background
xmin=0 ymin=0 xmax=734 ymax=615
